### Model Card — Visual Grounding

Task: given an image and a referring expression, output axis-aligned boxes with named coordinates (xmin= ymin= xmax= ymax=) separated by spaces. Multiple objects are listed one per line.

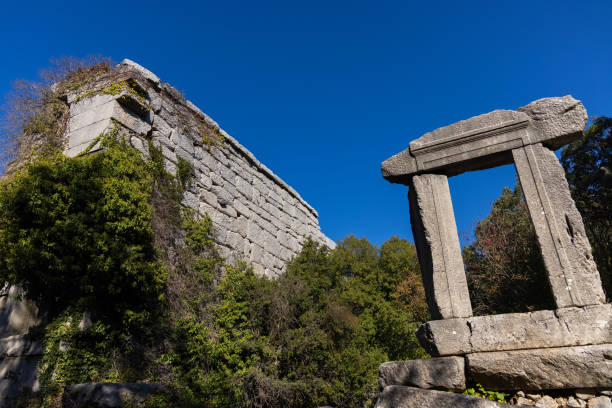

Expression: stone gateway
xmin=377 ymin=96 xmax=611 ymax=407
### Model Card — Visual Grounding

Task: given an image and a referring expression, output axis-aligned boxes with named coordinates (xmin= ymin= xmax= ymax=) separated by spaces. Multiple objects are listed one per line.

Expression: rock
xmin=378 ymin=357 xmax=465 ymax=390
xmin=62 ymin=383 xmax=163 ymax=408
xmin=535 ymin=396 xmax=558 ymax=408
xmin=588 ymin=396 xmax=612 ymax=408
xmin=416 ymin=304 xmax=611 ymax=356
xmin=374 ymin=385 xmax=533 ymax=408
xmin=513 ymin=143 xmax=605 ymax=308
xmin=0 ymin=356 xmax=40 ymax=400
xmin=78 ymin=311 xmax=92 ymax=331
xmin=567 ymin=397 xmax=585 ymax=408
xmin=466 ymin=344 xmax=612 ymax=390
xmin=119 ymin=59 xmax=161 ymax=88
xmin=0 ymin=334 xmax=42 ymax=357
xmin=0 ymin=285 xmax=39 ymax=338
xmin=409 ymin=174 xmax=472 ymax=319
xmin=526 ymin=394 xmax=542 ymax=401
xmin=576 ymin=390 xmax=598 ymax=400
xmin=416 ymin=316 xmax=471 ymax=356
xmin=516 ymin=397 xmax=535 ymax=406
xmin=381 ymin=96 xmax=586 ymax=182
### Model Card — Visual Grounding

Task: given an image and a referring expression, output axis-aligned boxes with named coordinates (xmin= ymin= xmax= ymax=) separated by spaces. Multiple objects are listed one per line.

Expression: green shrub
xmin=0 ymin=136 xmax=165 ymax=323
xmin=463 ymin=384 xmax=509 ymax=403
xmin=151 ymin=236 xmax=429 ymax=408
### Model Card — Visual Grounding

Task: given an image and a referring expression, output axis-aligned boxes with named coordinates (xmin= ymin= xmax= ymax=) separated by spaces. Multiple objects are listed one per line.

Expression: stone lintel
xmin=382 ymin=96 xmax=587 ymax=183
xmin=378 ymin=357 xmax=465 ymax=391
xmin=513 ymin=143 xmax=605 ymax=307
xmin=416 ymin=304 xmax=612 ymax=356
xmin=466 ymin=344 xmax=612 ymax=390
xmin=409 ymin=174 xmax=472 ymax=319
xmin=374 ymin=386 xmax=531 ymax=408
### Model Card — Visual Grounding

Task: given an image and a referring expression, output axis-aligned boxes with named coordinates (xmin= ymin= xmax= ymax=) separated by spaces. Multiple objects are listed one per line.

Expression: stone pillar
xmin=512 ymin=143 xmax=605 ymax=308
xmin=409 ymin=174 xmax=472 ymax=319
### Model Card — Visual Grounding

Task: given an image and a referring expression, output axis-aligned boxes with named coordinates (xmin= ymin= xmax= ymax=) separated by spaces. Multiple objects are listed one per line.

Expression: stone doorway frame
xmin=382 ymin=96 xmax=606 ymax=320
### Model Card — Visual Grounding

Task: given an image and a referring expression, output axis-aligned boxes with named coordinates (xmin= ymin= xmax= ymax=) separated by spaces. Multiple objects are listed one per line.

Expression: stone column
xmin=409 ymin=174 xmax=472 ymax=319
xmin=512 ymin=143 xmax=605 ymax=308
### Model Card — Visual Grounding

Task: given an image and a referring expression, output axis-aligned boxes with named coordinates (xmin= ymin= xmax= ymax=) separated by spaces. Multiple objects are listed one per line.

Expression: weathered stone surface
xmin=375 ymin=386 xmax=532 ymax=408
xmin=535 ymin=395 xmax=559 ymax=408
xmin=517 ymin=95 xmax=587 ymax=150
xmin=416 ymin=317 xmax=471 ymax=356
xmin=62 ymin=59 xmax=334 ymax=277
xmin=588 ymin=397 xmax=612 ymax=408
xmin=466 ymin=344 xmax=612 ymax=390
xmin=0 ymin=334 xmax=42 ymax=357
xmin=409 ymin=174 xmax=472 ymax=319
xmin=513 ymin=143 xmax=605 ymax=307
xmin=378 ymin=357 xmax=465 ymax=390
xmin=0 ymin=356 xmax=40 ymax=401
xmin=381 ymin=96 xmax=587 ymax=182
xmin=0 ymin=285 xmax=39 ymax=338
xmin=119 ymin=58 xmax=161 ymax=88
xmin=416 ymin=304 xmax=611 ymax=356
xmin=62 ymin=383 xmax=163 ymax=408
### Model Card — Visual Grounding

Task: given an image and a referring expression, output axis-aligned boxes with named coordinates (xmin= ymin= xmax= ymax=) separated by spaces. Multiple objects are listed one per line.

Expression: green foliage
xmin=463 ymin=183 xmax=554 ymax=315
xmin=154 ymin=236 xmax=428 ymax=408
xmin=176 ymin=156 xmax=194 ymax=191
xmin=37 ymin=310 xmax=118 ymax=396
xmin=463 ymin=384 xmax=509 ymax=403
xmin=0 ymin=136 xmax=165 ymax=321
xmin=561 ymin=116 xmax=612 ymax=299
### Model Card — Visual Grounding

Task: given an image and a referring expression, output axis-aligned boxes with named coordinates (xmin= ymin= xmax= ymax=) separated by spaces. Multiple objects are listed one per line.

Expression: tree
xmin=462 ymin=183 xmax=554 ymax=315
xmin=561 ymin=116 xmax=611 ymax=299
xmin=463 ymin=117 xmax=612 ymax=315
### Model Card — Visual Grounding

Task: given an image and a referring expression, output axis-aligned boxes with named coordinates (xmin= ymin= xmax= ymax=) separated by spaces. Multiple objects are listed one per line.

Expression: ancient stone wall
xmin=64 ymin=59 xmax=334 ymax=277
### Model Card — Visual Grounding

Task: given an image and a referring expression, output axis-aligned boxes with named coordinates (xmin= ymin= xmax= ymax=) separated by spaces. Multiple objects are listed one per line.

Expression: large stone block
xmin=466 ymin=344 xmax=612 ymax=390
xmin=513 ymin=143 xmax=605 ymax=307
xmin=0 ymin=335 xmax=42 ymax=358
xmin=417 ymin=304 xmax=612 ymax=356
xmin=374 ymin=386 xmax=532 ymax=408
xmin=0 ymin=285 xmax=39 ymax=338
xmin=409 ymin=174 xmax=472 ymax=319
xmin=0 ymin=356 xmax=40 ymax=401
xmin=378 ymin=357 xmax=465 ymax=390
xmin=62 ymin=383 xmax=163 ymax=408
xmin=119 ymin=59 xmax=161 ymax=88
xmin=382 ymin=96 xmax=587 ymax=182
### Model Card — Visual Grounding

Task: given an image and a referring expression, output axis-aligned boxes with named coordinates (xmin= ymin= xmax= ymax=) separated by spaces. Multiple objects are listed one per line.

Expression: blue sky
xmin=1 ymin=0 xmax=611 ymax=246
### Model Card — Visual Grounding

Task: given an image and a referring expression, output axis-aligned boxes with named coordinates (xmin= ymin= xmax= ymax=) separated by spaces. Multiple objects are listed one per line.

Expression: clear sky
xmin=1 ymin=0 xmax=611 ymax=247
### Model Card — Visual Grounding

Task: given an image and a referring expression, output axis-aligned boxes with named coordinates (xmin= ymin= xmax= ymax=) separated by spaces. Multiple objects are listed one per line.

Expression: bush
xmin=154 ymin=236 xmax=429 ymax=408
xmin=0 ymin=135 xmax=165 ymax=323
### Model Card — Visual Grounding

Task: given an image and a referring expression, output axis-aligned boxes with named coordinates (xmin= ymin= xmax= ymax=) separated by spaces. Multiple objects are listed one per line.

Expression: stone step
xmin=374 ymin=386 xmax=533 ymax=408
xmin=467 ymin=344 xmax=612 ymax=390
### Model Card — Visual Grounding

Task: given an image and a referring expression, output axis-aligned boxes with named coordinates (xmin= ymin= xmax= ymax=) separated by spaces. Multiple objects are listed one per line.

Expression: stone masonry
xmin=63 ymin=59 xmax=334 ymax=278
xmin=377 ymin=96 xmax=611 ymax=407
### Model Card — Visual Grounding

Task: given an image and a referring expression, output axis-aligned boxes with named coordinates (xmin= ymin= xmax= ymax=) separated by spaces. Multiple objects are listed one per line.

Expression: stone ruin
xmin=376 ymin=96 xmax=611 ymax=407
xmin=0 ymin=59 xmax=334 ymax=403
